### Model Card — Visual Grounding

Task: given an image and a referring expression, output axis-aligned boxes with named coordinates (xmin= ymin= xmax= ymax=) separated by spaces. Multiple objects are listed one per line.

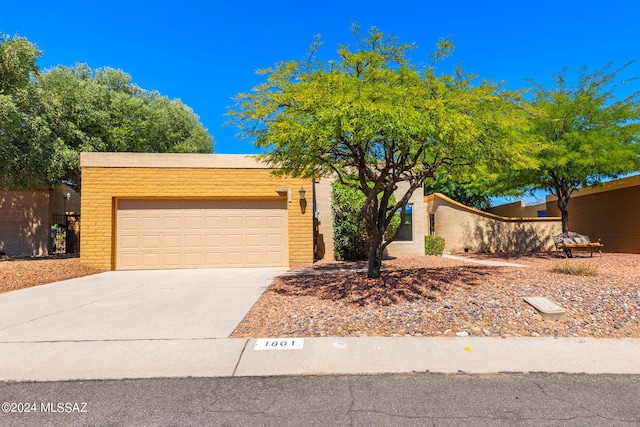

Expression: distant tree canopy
xmin=0 ymin=34 xmax=214 ymax=190
xmin=423 ymin=175 xmax=492 ymax=211
xmin=494 ymin=63 xmax=640 ymax=232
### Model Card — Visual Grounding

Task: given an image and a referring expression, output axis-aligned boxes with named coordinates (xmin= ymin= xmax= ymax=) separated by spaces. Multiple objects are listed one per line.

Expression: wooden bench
xmin=553 ymin=232 xmax=604 ymax=258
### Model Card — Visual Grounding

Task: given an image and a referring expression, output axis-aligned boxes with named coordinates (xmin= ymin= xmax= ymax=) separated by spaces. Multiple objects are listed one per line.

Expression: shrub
xmin=547 ymin=261 xmax=598 ymax=276
xmin=424 ymin=236 xmax=445 ymax=255
xmin=332 ymin=181 xmax=400 ymax=261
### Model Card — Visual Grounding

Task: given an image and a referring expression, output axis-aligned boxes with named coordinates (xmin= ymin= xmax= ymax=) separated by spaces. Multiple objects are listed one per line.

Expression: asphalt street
xmin=1 ymin=373 xmax=639 ymax=426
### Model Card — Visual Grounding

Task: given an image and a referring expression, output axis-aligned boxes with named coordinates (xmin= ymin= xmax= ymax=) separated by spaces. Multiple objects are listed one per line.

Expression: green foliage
xmin=547 ymin=261 xmax=598 ymax=276
xmin=38 ymin=64 xmax=214 ymax=188
xmin=229 ymin=25 xmax=533 ymax=277
xmin=495 ymin=63 xmax=640 ymax=232
xmin=0 ymin=34 xmax=53 ymax=188
xmin=0 ymin=33 xmax=214 ymax=190
xmin=332 ymin=180 xmax=400 ymax=261
xmin=423 ymin=175 xmax=492 ymax=210
xmin=424 ymin=236 xmax=445 ymax=255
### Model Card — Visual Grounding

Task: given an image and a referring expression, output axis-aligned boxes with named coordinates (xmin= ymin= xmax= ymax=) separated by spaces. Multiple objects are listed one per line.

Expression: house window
xmin=396 ymin=204 xmax=413 ymax=241
xmin=429 ymin=214 xmax=435 ymax=236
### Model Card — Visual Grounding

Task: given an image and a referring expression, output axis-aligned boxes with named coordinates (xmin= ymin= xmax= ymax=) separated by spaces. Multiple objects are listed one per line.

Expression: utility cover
xmin=524 ymin=296 xmax=566 ymax=320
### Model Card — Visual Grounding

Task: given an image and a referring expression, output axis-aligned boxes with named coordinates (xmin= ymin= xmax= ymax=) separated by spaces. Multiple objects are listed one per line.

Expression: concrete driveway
xmin=0 ymin=267 xmax=284 ymax=342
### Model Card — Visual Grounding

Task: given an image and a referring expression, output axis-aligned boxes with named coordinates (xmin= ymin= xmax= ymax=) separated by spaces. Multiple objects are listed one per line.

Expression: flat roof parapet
xmin=80 ymin=152 xmax=268 ymax=169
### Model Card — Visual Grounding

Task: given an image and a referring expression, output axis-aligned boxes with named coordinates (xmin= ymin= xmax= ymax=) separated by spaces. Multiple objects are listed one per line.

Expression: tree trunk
xmin=366 ymin=233 xmax=384 ymax=279
xmin=557 ymin=192 xmax=570 ymax=233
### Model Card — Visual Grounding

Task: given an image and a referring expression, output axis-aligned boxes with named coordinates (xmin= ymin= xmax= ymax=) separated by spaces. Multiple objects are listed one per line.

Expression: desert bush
xmin=424 ymin=236 xmax=446 ymax=256
xmin=547 ymin=261 xmax=598 ymax=276
xmin=332 ymin=181 xmax=400 ymax=261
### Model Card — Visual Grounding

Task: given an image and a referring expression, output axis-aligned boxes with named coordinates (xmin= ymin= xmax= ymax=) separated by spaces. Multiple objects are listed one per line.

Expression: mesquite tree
xmin=229 ymin=26 xmax=532 ymax=278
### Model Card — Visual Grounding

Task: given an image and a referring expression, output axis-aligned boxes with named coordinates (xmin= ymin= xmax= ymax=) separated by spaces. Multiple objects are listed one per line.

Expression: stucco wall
xmin=426 ymin=194 xmax=561 ymax=253
xmin=546 ymin=175 xmax=640 ymax=253
xmin=80 ymin=153 xmax=313 ymax=270
xmin=0 ymin=190 xmax=51 ymax=256
xmin=385 ymin=181 xmax=427 ymax=257
xmin=487 ymin=200 xmax=546 ymax=218
xmin=314 ymin=178 xmax=335 ymax=261
xmin=50 ymin=183 xmax=80 ymax=215
xmin=314 ymin=178 xmax=427 ymax=260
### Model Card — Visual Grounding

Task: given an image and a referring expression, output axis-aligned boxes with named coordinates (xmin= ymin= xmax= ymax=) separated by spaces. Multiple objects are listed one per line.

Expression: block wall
xmin=427 ymin=194 xmax=562 ymax=253
xmin=0 ymin=190 xmax=51 ymax=256
xmin=81 ymin=167 xmax=313 ymax=270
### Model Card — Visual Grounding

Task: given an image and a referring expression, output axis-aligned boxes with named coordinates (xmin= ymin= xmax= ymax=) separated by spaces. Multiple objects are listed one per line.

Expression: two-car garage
xmin=80 ymin=153 xmax=313 ymax=271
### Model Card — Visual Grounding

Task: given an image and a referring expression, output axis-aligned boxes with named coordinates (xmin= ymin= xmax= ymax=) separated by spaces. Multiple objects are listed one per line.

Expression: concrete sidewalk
xmin=442 ymin=254 xmax=529 ymax=267
xmin=2 ymin=337 xmax=639 ymax=382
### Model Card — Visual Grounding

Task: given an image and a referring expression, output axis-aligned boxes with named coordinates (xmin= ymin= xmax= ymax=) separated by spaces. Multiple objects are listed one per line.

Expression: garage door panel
xmin=141 ymin=253 xmax=161 ymax=268
xmin=119 ymin=235 xmax=141 ymax=250
xmin=116 ymin=199 xmax=288 ymax=270
xmin=225 ymin=251 xmax=244 ymax=265
xmin=204 ymin=234 xmax=224 ymax=247
xmin=225 ymin=216 xmax=244 ymax=229
xmin=184 ymin=216 xmax=202 ymax=229
xmin=184 ymin=234 xmax=203 ymax=248
xmin=163 ymin=235 xmax=182 ymax=248
xmin=142 ymin=235 xmax=161 ymax=248
xmin=205 ymin=252 xmax=224 ymax=264
xmin=184 ymin=252 xmax=203 ymax=266
xmin=266 ymin=216 xmax=284 ymax=228
xmin=246 ymin=216 xmax=264 ymax=228
xmin=163 ymin=217 xmax=182 ymax=229
xmin=163 ymin=252 xmax=184 ymax=267
xmin=266 ymin=251 xmax=285 ymax=263
xmin=119 ymin=217 xmax=140 ymax=231
xmin=205 ymin=216 xmax=223 ymax=228
xmin=245 ymin=233 xmax=264 ymax=246
xmin=265 ymin=233 xmax=284 ymax=246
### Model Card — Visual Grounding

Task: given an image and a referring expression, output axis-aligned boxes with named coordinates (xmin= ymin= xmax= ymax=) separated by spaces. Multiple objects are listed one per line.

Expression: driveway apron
xmin=0 ymin=267 xmax=284 ymax=342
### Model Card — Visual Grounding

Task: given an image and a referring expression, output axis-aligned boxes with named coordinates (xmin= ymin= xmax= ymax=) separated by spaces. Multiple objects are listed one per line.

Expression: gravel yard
xmin=231 ymin=253 xmax=640 ymax=339
xmin=0 ymin=256 xmax=103 ymax=294
xmin=3 ymin=253 xmax=638 ymax=339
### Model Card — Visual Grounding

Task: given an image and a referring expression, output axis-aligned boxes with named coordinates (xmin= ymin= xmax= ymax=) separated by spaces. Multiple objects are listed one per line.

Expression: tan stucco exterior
xmin=545 ymin=174 xmax=640 ymax=253
xmin=313 ymin=178 xmax=335 ymax=261
xmin=80 ymin=153 xmax=313 ymax=270
xmin=313 ymin=178 xmax=428 ymax=260
xmin=426 ymin=193 xmax=562 ymax=253
xmin=486 ymin=200 xmax=547 ymax=218
xmin=0 ymin=183 xmax=79 ymax=256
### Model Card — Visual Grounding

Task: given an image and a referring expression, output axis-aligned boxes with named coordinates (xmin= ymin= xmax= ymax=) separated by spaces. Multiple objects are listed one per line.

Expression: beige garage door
xmin=116 ymin=199 xmax=288 ymax=270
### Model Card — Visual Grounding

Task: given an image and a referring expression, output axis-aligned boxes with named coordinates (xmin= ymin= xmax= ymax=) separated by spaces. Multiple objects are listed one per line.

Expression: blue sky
xmin=2 ymin=1 xmax=638 ymax=202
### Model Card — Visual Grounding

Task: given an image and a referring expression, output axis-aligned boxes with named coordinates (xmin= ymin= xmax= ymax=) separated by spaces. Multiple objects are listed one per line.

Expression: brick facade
xmin=80 ymin=153 xmax=313 ymax=270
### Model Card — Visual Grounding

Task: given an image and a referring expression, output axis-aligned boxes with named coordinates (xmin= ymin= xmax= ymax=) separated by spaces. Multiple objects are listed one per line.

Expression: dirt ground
xmin=3 ymin=252 xmax=639 ymax=339
xmin=231 ymin=252 xmax=640 ymax=339
xmin=0 ymin=255 xmax=103 ymax=294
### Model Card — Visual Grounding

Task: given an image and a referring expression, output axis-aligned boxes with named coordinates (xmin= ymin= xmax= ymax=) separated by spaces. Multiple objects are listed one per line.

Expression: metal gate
xmin=51 ymin=214 xmax=80 ymax=254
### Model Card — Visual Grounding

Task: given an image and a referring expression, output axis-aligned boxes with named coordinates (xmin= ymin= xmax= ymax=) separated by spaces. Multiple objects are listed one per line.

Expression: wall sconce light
xmin=298 ymin=187 xmax=306 ymax=201
xmin=65 ymin=192 xmax=71 ymax=200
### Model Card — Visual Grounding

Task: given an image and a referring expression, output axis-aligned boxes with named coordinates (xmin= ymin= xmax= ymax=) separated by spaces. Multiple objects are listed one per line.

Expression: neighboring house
xmin=486 ymin=200 xmax=548 ymax=218
xmin=544 ymin=174 xmax=640 ymax=253
xmin=0 ymin=183 xmax=80 ymax=257
xmin=425 ymin=193 xmax=562 ymax=253
xmin=484 ymin=174 xmax=640 ymax=254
